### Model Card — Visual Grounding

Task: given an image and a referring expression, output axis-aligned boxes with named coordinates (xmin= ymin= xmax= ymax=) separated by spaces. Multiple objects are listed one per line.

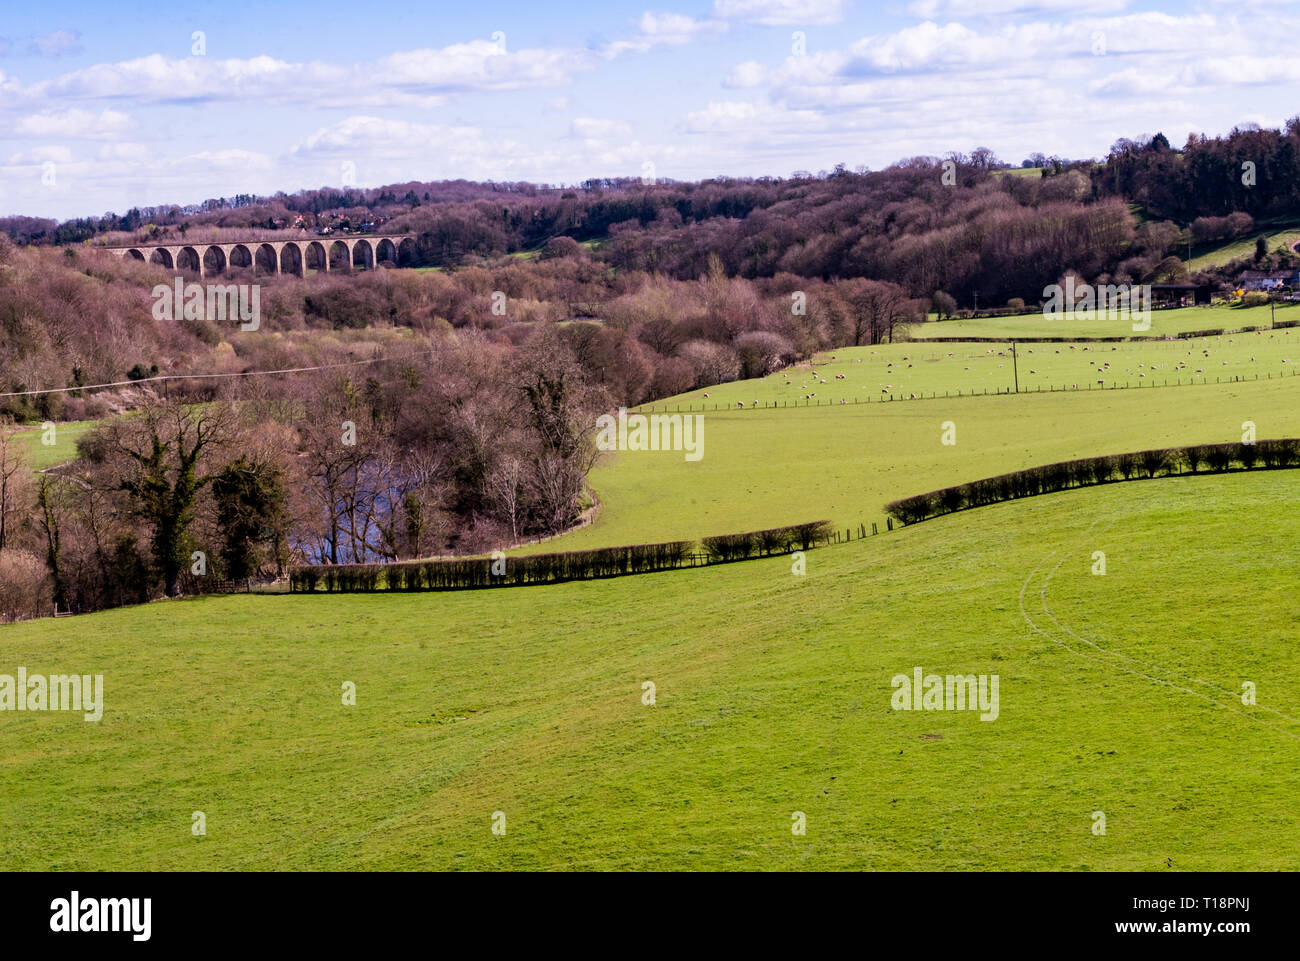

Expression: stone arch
xmin=229 ymin=244 xmax=254 ymax=271
xmin=202 ymin=245 xmax=227 ymax=276
xmin=303 ymin=240 xmax=328 ymax=273
xmin=279 ymin=242 xmax=304 ymax=278
xmin=328 ymin=240 xmax=352 ymax=271
xmin=149 ymin=248 xmax=174 ymax=268
xmin=125 ymin=248 xmax=146 ymax=261
xmin=255 ymin=243 xmax=279 ymax=275
xmin=176 ymin=246 xmax=202 ymax=274
xmin=350 ymin=239 xmax=374 ymax=270
xmin=375 ymin=238 xmax=398 ymax=266
xmin=397 ymin=237 xmax=418 ymax=267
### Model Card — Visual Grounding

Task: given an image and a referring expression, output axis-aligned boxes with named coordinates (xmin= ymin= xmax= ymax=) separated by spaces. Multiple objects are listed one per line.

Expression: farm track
xmin=1017 ymin=515 xmax=1300 ymax=741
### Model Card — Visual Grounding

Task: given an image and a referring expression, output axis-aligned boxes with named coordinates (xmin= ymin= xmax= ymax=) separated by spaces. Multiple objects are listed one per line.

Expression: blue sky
xmin=1 ymin=0 xmax=1295 ymax=219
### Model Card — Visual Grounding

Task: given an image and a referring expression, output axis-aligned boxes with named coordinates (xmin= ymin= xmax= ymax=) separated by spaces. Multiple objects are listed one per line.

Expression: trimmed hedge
xmin=885 ymin=439 xmax=1300 ymax=525
xmin=289 ymin=520 xmax=834 ymax=593
xmin=702 ymin=520 xmax=834 ymax=563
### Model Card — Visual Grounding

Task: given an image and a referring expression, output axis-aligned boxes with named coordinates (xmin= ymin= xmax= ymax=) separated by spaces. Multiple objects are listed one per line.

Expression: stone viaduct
xmin=101 ymin=235 xmax=417 ymax=278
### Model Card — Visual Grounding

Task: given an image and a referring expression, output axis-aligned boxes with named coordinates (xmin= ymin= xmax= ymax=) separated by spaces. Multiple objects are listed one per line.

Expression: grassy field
xmin=2 ymin=469 xmax=1297 ymax=870
xmin=650 ymin=325 xmax=1300 ymax=405
xmin=7 ymin=419 xmax=95 ymax=471
xmin=5 ymin=299 xmax=1298 ymax=872
xmin=526 ymin=373 xmax=1300 ymax=552
xmin=1188 ymin=223 xmax=1300 ymax=271
xmin=911 ymin=302 xmax=1300 ymax=340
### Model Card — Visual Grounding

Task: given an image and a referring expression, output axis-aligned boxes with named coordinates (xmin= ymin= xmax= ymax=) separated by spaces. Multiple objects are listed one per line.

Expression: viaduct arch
xmin=104 ymin=235 xmax=417 ymax=278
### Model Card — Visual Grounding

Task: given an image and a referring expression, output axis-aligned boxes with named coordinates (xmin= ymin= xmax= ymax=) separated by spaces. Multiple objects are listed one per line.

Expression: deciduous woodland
xmin=2 ymin=119 xmax=1298 ymax=619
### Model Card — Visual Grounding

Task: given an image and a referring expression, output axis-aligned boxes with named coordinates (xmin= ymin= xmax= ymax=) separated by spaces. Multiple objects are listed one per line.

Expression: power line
xmin=0 ymin=349 xmax=439 ymax=399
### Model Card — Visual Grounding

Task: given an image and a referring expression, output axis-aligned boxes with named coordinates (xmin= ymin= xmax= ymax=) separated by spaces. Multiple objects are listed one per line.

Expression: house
xmin=1238 ymin=269 xmax=1297 ymax=291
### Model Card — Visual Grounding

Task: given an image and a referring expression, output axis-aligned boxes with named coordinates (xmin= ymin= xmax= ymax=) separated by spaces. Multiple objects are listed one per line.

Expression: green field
xmin=8 ymin=420 xmax=95 ymax=471
xmin=650 ymin=326 xmax=1300 ymax=406
xmin=1188 ymin=223 xmax=1300 ymax=271
xmin=2 ymin=470 xmax=1297 ymax=869
xmin=912 ymin=303 xmax=1300 ymax=340
xmin=6 ymin=306 xmax=1300 ymax=871
xmin=525 ymin=373 xmax=1300 ymax=553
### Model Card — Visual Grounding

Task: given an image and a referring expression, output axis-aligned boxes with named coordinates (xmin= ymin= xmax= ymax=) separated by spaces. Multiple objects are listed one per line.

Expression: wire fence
xmin=638 ymin=368 xmax=1300 ymax=413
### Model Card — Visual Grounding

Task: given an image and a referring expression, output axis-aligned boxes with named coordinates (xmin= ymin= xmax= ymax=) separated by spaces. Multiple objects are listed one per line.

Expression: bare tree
xmin=0 ymin=419 xmax=30 ymax=552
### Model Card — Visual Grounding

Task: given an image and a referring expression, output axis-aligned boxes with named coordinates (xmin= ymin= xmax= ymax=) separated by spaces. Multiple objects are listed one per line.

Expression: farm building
xmin=1151 ymin=283 xmax=1215 ymax=306
xmin=1237 ymin=269 xmax=1298 ymax=291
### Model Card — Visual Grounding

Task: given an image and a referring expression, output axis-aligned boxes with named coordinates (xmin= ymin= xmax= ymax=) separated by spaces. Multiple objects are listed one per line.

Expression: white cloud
xmin=570 ymin=117 xmax=633 ymax=139
xmin=908 ymin=0 xmax=1129 ymax=14
xmin=7 ymin=145 xmax=75 ymax=165
xmin=21 ymin=42 xmax=591 ymax=110
xmin=15 ymin=108 xmax=138 ymax=140
xmin=97 ymin=142 xmax=152 ymax=163
xmin=713 ymin=0 xmax=847 ymax=25
xmin=29 ymin=30 xmax=82 ymax=58
xmin=684 ymin=99 xmax=826 ymax=133
xmin=604 ymin=12 xmax=727 ymax=57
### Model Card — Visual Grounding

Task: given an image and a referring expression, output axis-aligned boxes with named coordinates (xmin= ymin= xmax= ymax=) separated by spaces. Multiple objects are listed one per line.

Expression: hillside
xmin=523 ymin=357 xmax=1300 ymax=553
xmin=2 ymin=469 xmax=1296 ymax=870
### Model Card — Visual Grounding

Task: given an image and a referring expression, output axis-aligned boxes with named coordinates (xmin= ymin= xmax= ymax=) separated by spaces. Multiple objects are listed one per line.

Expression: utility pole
xmin=973 ymin=290 xmax=979 ymax=312
xmin=1011 ymin=340 xmax=1019 ymax=393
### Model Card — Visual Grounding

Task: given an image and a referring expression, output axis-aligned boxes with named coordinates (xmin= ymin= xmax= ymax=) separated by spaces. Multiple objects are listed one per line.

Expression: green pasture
xmin=530 ymin=370 xmax=1300 ymax=552
xmin=656 ymin=325 xmax=1300 ymax=407
xmin=2 ymin=470 xmax=1297 ymax=869
xmin=1189 ymin=223 xmax=1300 ymax=271
xmin=912 ymin=303 xmax=1300 ymax=340
xmin=7 ymin=420 xmax=95 ymax=471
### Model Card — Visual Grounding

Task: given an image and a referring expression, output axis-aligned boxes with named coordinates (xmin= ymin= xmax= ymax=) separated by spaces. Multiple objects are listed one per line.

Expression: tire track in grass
xmin=1018 ymin=516 xmax=1300 ymax=741
xmin=1038 ymin=527 xmax=1300 ymax=731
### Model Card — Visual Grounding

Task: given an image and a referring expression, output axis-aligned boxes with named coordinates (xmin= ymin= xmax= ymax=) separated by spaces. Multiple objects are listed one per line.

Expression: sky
xmin=1 ymin=0 xmax=1296 ymax=220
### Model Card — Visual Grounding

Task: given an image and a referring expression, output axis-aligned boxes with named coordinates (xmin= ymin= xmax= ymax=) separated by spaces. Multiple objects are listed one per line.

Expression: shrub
xmin=1203 ymin=444 xmax=1233 ymax=472
xmin=1139 ymin=448 xmax=1170 ymax=478
xmin=883 ymin=439 xmax=1300 ymax=528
